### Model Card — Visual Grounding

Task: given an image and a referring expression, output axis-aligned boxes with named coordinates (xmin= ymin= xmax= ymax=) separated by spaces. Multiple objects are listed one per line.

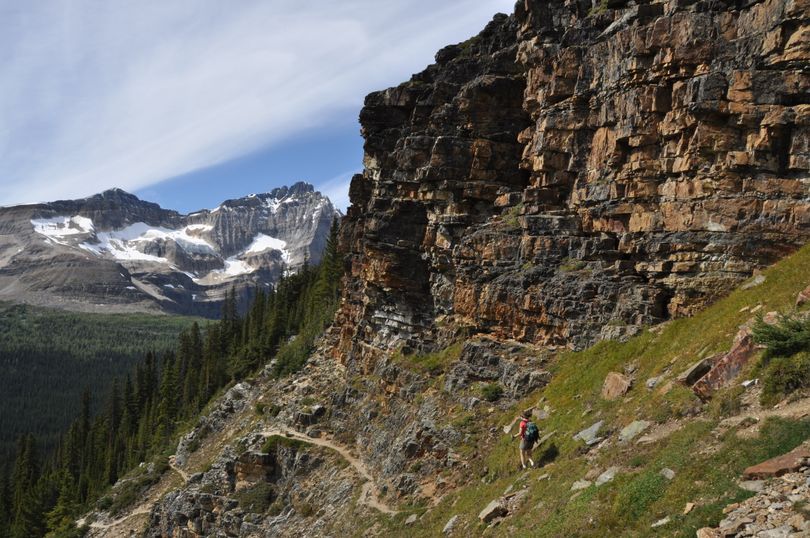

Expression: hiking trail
xmin=261 ymin=426 xmax=398 ymax=515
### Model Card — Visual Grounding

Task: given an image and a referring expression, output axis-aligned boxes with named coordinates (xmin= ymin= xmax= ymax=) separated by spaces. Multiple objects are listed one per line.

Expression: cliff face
xmin=338 ymin=0 xmax=810 ymax=364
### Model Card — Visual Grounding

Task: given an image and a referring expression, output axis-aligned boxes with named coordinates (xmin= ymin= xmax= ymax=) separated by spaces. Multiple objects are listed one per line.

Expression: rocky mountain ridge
xmin=0 ymin=182 xmax=340 ymax=316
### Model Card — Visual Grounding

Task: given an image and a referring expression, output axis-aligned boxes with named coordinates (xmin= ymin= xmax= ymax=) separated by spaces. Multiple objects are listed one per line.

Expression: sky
xmin=0 ymin=0 xmax=516 ymax=213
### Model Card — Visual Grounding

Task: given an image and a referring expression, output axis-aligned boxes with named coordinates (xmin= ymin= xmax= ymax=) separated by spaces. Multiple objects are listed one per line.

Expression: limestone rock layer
xmin=337 ymin=0 xmax=810 ymax=365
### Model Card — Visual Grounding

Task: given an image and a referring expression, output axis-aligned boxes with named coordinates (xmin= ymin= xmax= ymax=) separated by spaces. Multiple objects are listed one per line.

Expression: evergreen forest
xmin=0 ymin=220 xmax=342 ymax=538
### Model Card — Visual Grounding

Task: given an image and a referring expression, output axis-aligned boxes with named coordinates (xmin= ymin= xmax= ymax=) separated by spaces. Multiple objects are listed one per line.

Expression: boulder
xmin=619 ymin=420 xmax=650 ymax=443
xmin=601 ymin=372 xmax=632 ymax=400
xmin=443 ymin=515 xmax=459 ymax=535
xmin=741 ymin=274 xmax=766 ymax=290
xmin=743 ymin=444 xmax=810 ymax=479
xmin=677 ymin=358 xmax=714 ymax=386
xmin=796 ymin=285 xmax=810 ymax=307
xmin=595 ymin=467 xmax=619 ymax=486
xmin=692 ymin=328 xmax=757 ymax=400
xmin=573 ymin=420 xmax=604 ymax=446
xmin=478 ymin=499 xmax=507 ymax=523
xmin=738 ymin=480 xmax=765 ymax=492
xmin=660 ymin=468 xmax=675 ymax=480
xmin=570 ymin=480 xmax=591 ymax=491
xmin=645 ymin=376 xmax=662 ymax=390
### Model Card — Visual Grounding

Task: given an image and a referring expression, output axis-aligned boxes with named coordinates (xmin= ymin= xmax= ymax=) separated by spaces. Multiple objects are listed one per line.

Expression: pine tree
xmin=10 ymin=435 xmax=43 ymax=538
xmin=0 ymin=241 xmax=346 ymax=531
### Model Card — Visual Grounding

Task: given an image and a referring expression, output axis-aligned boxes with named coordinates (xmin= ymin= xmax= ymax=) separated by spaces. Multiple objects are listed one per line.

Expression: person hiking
xmin=512 ymin=411 xmax=539 ymax=469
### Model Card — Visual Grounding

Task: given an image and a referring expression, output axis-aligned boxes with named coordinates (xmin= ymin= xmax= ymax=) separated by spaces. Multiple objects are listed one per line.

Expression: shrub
xmin=262 ymin=435 xmax=305 ymax=453
xmin=480 ymin=383 xmax=504 ymax=402
xmin=255 ymin=402 xmax=266 ymax=415
xmin=761 ymin=352 xmax=810 ymax=406
xmin=234 ymin=482 xmax=274 ymax=514
xmin=186 ymin=438 xmax=201 ymax=454
xmin=753 ymin=315 xmax=810 ymax=363
xmin=559 ymin=258 xmax=587 ymax=272
xmin=502 ymin=203 xmax=524 ymax=229
xmin=297 ymin=502 xmax=315 ymax=517
xmin=709 ymin=385 xmax=744 ymax=418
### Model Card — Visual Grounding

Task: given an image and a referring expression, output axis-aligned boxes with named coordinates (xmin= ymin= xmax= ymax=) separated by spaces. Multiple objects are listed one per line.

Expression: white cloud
xmin=0 ymin=0 xmax=516 ymax=206
xmin=317 ymin=170 xmax=359 ymax=212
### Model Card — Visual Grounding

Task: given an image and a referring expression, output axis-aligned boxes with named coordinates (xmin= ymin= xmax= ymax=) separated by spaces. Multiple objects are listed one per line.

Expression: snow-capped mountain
xmin=0 ymin=182 xmax=340 ymax=316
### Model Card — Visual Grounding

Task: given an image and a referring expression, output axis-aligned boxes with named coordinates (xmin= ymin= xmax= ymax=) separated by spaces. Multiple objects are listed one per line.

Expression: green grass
xmin=480 ymin=383 xmax=504 ymax=402
xmin=392 ymin=342 xmax=464 ymax=376
xmin=502 ymin=203 xmax=524 ymax=229
xmin=360 ymin=243 xmax=810 ymax=537
xmin=234 ymin=482 xmax=274 ymax=514
xmin=558 ymin=258 xmax=588 ymax=272
xmin=262 ymin=435 xmax=307 ymax=453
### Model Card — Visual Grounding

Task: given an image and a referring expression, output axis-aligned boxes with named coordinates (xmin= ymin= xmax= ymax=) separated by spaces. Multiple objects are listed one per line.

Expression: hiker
xmin=512 ymin=411 xmax=539 ymax=469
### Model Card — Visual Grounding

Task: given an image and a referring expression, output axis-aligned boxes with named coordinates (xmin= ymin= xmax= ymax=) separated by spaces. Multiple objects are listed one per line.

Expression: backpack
xmin=525 ymin=421 xmax=539 ymax=443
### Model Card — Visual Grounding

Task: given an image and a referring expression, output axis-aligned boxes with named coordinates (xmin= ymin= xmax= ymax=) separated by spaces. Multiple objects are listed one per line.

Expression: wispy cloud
xmin=318 ymin=169 xmax=360 ymax=212
xmin=0 ymin=0 xmax=515 ymax=206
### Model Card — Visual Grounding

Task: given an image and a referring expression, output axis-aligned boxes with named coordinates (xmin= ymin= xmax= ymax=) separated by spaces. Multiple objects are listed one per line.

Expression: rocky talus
xmin=699 ymin=443 xmax=810 ymax=537
xmin=337 ymin=0 xmax=810 ymax=368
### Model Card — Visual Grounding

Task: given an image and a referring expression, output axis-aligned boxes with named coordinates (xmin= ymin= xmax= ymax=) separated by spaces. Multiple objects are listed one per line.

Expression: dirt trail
xmin=168 ymin=456 xmax=190 ymax=482
xmin=721 ymin=394 xmax=810 ymax=435
xmin=261 ymin=426 xmax=398 ymax=515
xmin=81 ymin=505 xmax=152 ymax=531
xmin=78 ymin=458 xmax=191 ymax=536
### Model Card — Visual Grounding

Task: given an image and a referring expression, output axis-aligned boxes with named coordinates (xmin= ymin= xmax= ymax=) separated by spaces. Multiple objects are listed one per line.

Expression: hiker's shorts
xmin=520 ymin=438 xmax=535 ymax=451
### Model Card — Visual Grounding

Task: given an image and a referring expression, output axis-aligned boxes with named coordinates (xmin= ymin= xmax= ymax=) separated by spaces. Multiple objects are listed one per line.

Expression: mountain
xmin=6 ymin=0 xmax=809 ymax=536
xmin=0 ymin=182 xmax=340 ymax=316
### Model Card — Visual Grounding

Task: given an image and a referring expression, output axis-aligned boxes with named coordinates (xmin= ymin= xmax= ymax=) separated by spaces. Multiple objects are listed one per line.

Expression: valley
xmin=0 ymin=303 xmax=197 ymax=458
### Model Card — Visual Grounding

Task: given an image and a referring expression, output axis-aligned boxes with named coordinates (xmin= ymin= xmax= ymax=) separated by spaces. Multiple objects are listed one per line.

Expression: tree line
xmin=0 ymin=220 xmax=343 ymax=538
xmin=0 ymin=306 xmax=194 ymax=459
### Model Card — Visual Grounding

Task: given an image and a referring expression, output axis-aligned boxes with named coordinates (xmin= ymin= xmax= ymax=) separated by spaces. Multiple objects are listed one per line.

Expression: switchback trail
xmin=261 ymin=426 xmax=399 ymax=515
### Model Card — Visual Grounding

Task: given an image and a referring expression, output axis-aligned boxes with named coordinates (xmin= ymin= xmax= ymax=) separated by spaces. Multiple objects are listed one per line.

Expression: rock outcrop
xmin=700 ymin=444 xmax=810 ymax=536
xmin=0 ymin=182 xmax=340 ymax=316
xmin=336 ymin=0 xmax=810 ymax=370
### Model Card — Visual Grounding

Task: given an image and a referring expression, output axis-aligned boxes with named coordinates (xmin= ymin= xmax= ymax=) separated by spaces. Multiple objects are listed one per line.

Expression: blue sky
xmin=0 ymin=0 xmax=515 ymax=212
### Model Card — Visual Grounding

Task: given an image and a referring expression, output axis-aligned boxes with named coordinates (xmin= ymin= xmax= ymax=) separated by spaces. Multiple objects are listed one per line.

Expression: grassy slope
xmin=369 ymin=243 xmax=810 ymax=537
xmin=0 ymin=304 xmax=200 ymax=456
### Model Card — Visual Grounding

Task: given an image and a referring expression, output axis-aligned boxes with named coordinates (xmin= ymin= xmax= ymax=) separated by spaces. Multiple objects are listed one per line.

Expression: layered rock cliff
xmin=337 ymin=0 xmax=810 ymax=366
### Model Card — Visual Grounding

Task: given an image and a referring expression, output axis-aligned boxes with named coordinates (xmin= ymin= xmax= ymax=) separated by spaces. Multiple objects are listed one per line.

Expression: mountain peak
xmin=216 ymin=182 xmax=325 ymax=211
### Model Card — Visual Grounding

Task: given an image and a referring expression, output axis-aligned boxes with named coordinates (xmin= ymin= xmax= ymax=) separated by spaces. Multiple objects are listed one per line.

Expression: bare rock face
xmin=336 ymin=0 xmax=810 ymax=369
xmin=0 ymin=182 xmax=340 ymax=316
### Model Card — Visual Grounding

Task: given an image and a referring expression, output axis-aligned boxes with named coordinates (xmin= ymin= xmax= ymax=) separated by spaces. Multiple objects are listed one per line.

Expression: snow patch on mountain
xmin=78 ymin=221 xmax=218 ymax=262
xmin=221 ymin=258 xmax=254 ymax=276
xmin=245 ymin=234 xmax=289 ymax=262
xmin=31 ymin=216 xmax=95 ymax=244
